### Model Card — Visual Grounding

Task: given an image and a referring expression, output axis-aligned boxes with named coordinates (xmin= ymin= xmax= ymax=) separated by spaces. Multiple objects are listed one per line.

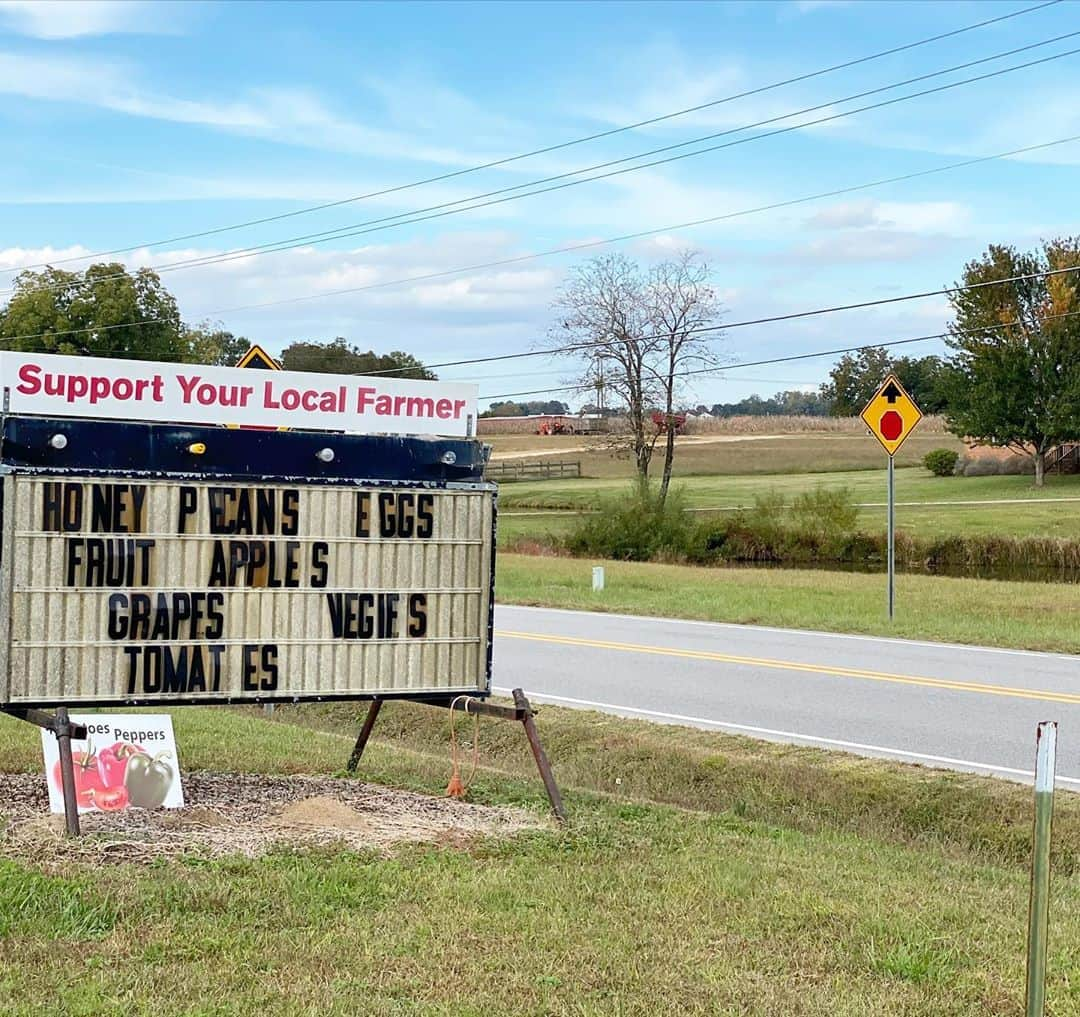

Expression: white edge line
xmin=496 ymin=603 xmax=1080 ymax=662
xmin=493 ymin=686 xmax=1080 ymax=789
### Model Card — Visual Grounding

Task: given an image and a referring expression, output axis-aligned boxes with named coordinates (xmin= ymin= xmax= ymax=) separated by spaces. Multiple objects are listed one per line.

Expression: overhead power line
xmin=6 ymin=34 xmax=1080 ymax=298
xmin=4 ymin=258 xmax=1079 ymax=382
xmin=476 ymin=309 xmax=1080 ymax=401
xmin=2 ymin=0 xmax=1059 ymax=278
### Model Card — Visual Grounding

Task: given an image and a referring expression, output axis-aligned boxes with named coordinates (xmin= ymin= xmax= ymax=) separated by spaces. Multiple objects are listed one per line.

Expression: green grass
xmin=1 ymin=703 xmax=1079 ymax=1016
xmin=495 ymin=553 xmax=1080 ymax=652
xmin=498 ymin=470 xmax=1080 ymax=543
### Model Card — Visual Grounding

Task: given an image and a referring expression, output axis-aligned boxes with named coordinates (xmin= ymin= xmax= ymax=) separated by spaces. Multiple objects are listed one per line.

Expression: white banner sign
xmin=0 ymin=351 xmax=476 ymax=436
xmin=40 ymin=714 xmax=184 ymax=814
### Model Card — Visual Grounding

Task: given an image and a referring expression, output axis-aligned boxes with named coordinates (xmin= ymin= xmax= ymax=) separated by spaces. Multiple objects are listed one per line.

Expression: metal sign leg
xmin=888 ymin=455 xmax=896 ymax=620
xmin=513 ymin=688 xmax=567 ymax=822
xmin=54 ymin=707 xmax=82 ymax=837
xmin=344 ymin=692 xmax=567 ymax=822
xmin=347 ymin=699 xmax=384 ymax=773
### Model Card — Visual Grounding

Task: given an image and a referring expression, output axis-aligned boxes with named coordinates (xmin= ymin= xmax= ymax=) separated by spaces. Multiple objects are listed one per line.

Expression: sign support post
xmin=860 ymin=374 xmax=922 ymax=621
xmin=54 ymin=707 xmax=81 ymax=837
xmin=1 ymin=707 xmax=87 ymax=835
xmin=887 ymin=457 xmax=895 ymax=620
xmin=1026 ymin=720 xmax=1057 ymax=1017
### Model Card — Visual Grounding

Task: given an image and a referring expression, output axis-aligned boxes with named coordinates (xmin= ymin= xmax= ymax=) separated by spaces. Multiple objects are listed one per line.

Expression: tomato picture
xmin=91 ymin=785 xmax=129 ymax=812
xmin=51 ymin=750 xmax=107 ymax=809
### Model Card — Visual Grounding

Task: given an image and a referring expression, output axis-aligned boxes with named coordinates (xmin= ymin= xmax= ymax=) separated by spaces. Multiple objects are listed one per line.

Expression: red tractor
xmin=536 ymin=415 xmax=577 ymax=436
xmin=651 ymin=411 xmax=687 ymax=434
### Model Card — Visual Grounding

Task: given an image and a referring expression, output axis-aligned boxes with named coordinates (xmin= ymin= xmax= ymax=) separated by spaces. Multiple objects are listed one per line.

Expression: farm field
xmin=486 ymin=431 xmax=965 ymax=479
xmin=1 ymin=704 xmax=1078 ymax=1017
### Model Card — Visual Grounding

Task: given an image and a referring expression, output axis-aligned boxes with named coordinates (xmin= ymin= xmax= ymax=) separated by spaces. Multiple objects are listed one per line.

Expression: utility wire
xmin=7 ymin=34 xmax=1080 ymax=298
xmin=4 ymin=257 xmax=1079 ymax=381
xmin=372 ymin=262 xmax=1080 ymax=378
xmin=476 ymin=309 xmax=1080 ymax=401
xmin=2 ymin=0 xmax=1059 ymax=278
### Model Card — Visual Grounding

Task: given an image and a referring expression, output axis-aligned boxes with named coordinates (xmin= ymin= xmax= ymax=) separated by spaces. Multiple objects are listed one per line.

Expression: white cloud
xmin=578 ymin=39 xmax=848 ymax=136
xmin=805 ymin=199 xmax=970 ymax=234
xmin=792 ymin=1 xmax=853 ymax=12
xmin=789 ymin=228 xmax=963 ymax=264
xmin=0 ymin=1 xmax=185 ymax=38
xmin=0 ymin=50 xmax=516 ymax=167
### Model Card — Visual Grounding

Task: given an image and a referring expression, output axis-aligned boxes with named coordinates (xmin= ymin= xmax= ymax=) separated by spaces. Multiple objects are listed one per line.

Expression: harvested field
xmin=0 ymin=771 xmax=544 ymax=867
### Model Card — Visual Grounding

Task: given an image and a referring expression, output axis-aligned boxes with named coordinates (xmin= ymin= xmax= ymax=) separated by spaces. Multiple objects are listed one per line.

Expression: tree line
xmin=5 ymin=237 xmax=1080 ymax=490
xmin=0 ymin=264 xmax=433 ymax=379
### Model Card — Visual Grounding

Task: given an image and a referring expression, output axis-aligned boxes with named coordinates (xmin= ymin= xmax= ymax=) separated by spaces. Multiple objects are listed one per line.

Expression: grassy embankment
xmin=496 ymin=553 xmax=1080 ymax=652
xmin=497 ymin=471 xmax=1080 ymax=545
xmin=1 ymin=702 xmax=1079 ymax=1016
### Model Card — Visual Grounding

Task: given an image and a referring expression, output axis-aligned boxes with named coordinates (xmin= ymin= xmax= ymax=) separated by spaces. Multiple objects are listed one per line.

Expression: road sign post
xmin=860 ymin=374 xmax=922 ymax=620
xmin=887 ymin=457 xmax=895 ymax=619
xmin=1026 ymin=721 xmax=1057 ymax=1017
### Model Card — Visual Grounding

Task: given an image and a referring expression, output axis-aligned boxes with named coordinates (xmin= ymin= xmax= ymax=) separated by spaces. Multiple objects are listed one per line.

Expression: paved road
xmin=491 ymin=605 xmax=1080 ymax=788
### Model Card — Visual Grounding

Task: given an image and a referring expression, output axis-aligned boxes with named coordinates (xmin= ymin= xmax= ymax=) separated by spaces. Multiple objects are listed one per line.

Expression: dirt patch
xmin=0 ymin=772 xmax=546 ymax=868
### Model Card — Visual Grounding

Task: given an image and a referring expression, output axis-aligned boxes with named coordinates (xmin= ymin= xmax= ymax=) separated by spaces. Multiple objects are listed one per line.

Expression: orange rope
xmin=446 ymin=695 xmax=481 ymax=799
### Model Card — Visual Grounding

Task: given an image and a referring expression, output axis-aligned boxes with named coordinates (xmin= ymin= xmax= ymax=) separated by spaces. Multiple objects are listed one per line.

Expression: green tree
xmin=279 ymin=337 xmax=435 ymax=379
xmin=0 ymin=263 xmax=187 ymax=361
xmin=821 ymin=348 xmax=947 ymax=415
xmin=942 ymin=238 xmax=1080 ymax=486
xmin=820 ymin=347 xmax=892 ymax=416
xmin=183 ymin=320 xmax=251 ymax=366
xmin=481 ymin=399 xmax=569 ymax=417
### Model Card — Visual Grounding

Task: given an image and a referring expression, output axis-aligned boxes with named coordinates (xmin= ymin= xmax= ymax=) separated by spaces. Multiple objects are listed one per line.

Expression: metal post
xmin=54 ymin=707 xmax=81 ymax=837
xmin=1026 ymin=721 xmax=1057 ymax=1017
xmin=513 ymin=688 xmax=566 ymax=822
xmin=347 ymin=699 xmax=383 ymax=773
xmin=887 ymin=455 xmax=895 ymax=620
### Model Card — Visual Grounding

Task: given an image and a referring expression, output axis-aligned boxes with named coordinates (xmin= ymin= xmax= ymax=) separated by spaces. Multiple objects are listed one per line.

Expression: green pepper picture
xmin=124 ymin=750 xmax=175 ymax=809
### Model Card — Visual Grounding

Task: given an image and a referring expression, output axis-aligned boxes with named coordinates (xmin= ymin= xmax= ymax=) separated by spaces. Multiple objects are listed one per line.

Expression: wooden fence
xmin=485 ymin=459 xmax=582 ymax=482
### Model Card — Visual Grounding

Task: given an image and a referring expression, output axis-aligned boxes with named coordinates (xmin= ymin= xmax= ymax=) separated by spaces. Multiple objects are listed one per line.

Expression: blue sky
xmin=1 ymin=0 xmax=1078 ymax=409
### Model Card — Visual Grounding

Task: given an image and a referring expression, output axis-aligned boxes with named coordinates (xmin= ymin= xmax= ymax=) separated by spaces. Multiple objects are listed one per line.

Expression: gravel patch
xmin=0 ymin=771 xmax=546 ymax=866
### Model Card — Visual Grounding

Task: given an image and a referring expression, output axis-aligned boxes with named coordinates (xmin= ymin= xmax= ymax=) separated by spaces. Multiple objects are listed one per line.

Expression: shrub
xmin=923 ymin=449 xmax=959 ymax=477
xmin=564 ymin=484 xmax=698 ymax=562
xmin=790 ymin=486 xmax=858 ymax=539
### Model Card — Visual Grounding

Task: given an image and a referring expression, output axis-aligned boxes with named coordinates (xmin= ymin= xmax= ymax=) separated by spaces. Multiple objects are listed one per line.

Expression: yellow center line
xmin=495 ymin=630 xmax=1080 ymax=706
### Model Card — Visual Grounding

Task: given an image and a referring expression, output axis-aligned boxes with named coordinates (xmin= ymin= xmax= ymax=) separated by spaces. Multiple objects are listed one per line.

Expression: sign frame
xmin=0 ymin=414 xmax=497 ymax=710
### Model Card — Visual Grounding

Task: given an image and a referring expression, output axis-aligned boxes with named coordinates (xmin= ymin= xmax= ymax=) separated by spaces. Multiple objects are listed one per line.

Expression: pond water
xmin=725 ymin=558 xmax=1080 ymax=584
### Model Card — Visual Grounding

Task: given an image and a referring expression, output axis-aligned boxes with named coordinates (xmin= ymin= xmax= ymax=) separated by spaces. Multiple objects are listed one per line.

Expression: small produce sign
xmin=40 ymin=714 xmax=184 ymax=814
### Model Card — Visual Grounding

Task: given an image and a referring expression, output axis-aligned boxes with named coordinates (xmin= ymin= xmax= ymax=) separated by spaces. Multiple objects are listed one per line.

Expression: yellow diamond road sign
xmin=232 ymin=344 xmax=285 ymax=430
xmin=860 ymin=373 xmax=922 ymax=456
xmin=235 ymin=343 xmax=281 ymax=372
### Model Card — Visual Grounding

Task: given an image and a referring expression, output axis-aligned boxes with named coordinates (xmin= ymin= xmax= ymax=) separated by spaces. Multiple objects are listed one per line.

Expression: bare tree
xmin=646 ymin=252 xmax=724 ymax=503
xmin=548 ymin=251 xmax=724 ymax=502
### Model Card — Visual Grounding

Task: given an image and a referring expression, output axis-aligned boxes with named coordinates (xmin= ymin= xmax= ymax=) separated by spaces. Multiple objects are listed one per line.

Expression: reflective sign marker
xmin=860 ymin=373 xmax=923 ymax=457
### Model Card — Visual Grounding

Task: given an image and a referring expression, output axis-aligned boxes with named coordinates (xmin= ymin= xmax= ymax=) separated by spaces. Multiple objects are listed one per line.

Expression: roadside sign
xmin=41 ymin=714 xmax=184 ymax=813
xmin=860 ymin=373 xmax=922 ymax=456
xmin=0 ymin=420 xmax=495 ymax=709
xmin=235 ymin=343 xmax=281 ymax=372
xmin=0 ymin=350 xmax=477 ymax=437
xmin=234 ymin=344 xmax=283 ymax=431
xmin=860 ymin=373 xmax=922 ymax=621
